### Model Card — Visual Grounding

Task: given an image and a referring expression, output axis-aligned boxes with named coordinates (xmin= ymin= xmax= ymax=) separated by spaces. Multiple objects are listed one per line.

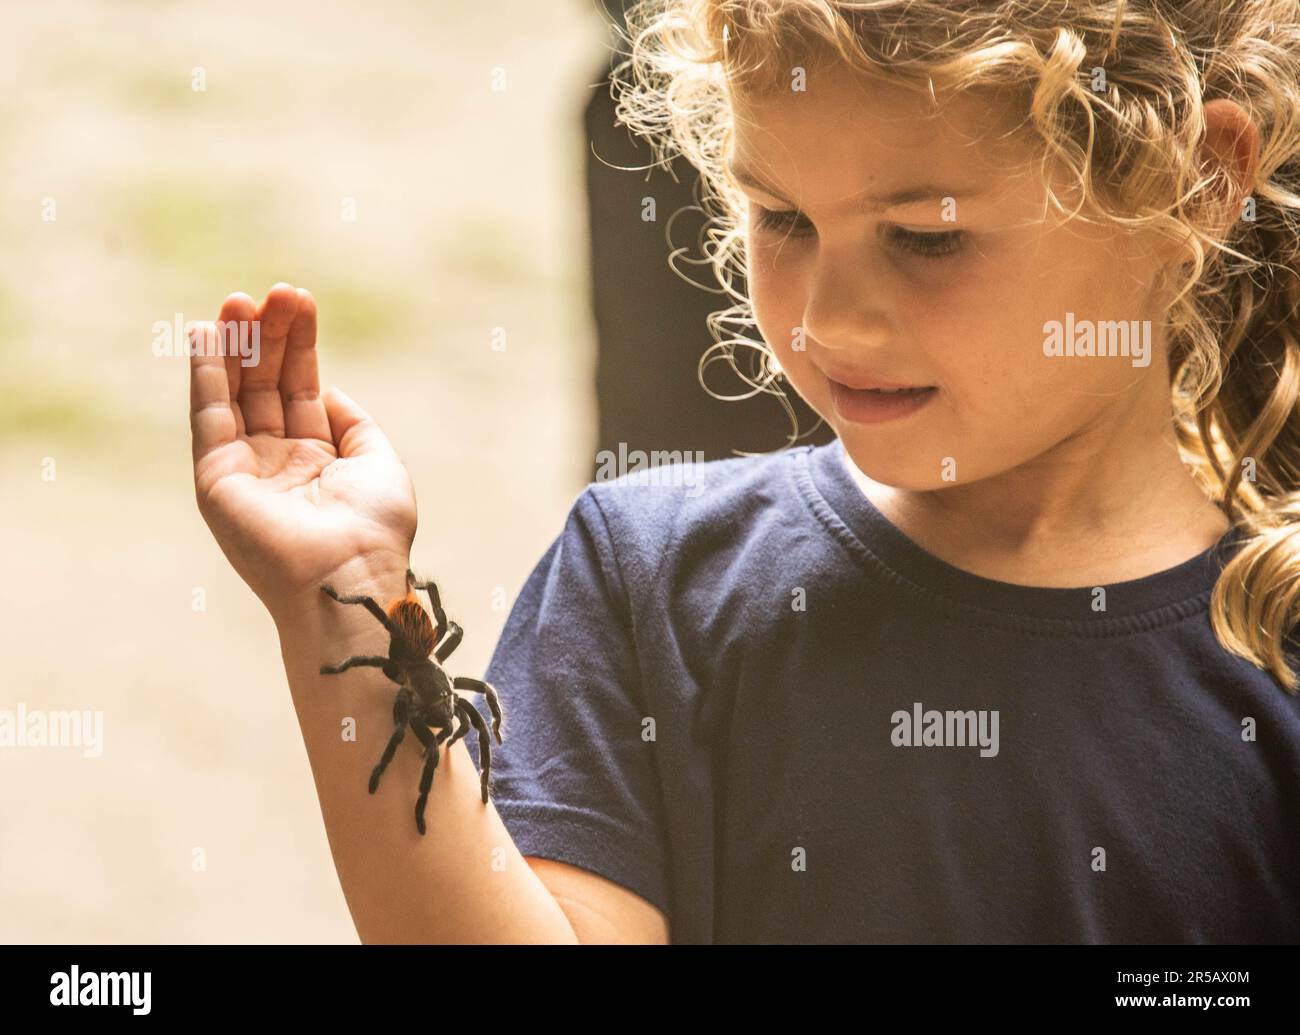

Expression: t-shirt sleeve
xmin=462 ymin=486 xmax=670 ymax=917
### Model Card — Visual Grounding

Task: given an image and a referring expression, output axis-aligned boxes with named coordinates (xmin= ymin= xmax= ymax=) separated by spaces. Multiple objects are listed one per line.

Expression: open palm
xmin=189 ymin=284 xmax=416 ymax=610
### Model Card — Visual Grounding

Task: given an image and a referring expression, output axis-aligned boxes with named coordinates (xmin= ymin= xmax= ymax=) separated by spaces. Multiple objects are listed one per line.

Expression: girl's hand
xmin=188 ymin=283 xmax=417 ymax=622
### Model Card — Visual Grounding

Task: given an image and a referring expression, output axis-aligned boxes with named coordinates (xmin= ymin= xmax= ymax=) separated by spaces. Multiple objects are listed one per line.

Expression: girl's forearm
xmin=270 ymin=560 xmax=578 ymax=944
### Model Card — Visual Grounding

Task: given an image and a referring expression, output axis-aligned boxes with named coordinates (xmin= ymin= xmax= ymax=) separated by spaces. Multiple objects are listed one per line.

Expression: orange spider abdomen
xmin=387 ymin=595 xmax=438 ymax=657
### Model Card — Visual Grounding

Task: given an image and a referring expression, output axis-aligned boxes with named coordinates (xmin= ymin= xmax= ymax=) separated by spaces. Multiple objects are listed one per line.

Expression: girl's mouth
xmin=827 ymin=380 xmax=937 ymax=424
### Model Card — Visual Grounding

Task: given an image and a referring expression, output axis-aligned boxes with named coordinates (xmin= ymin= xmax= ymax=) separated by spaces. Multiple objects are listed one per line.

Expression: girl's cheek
xmin=746 ymin=262 xmax=794 ymax=348
xmin=747 ymin=274 xmax=822 ymax=398
xmin=748 ymin=236 xmax=810 ymax=311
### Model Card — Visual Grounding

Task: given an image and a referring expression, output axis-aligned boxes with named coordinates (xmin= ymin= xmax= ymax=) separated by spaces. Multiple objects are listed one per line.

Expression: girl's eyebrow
xmin=726 ymin=159 xmax=982 ymax=210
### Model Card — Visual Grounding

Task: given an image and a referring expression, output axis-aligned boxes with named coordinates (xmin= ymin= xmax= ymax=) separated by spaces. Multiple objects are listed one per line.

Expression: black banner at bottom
xmin=0 ymin=943 xmax=1287 ymax=1023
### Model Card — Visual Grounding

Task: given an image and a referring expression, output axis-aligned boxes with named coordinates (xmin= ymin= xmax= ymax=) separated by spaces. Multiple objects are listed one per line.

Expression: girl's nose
xmin=801 ymin=248 xmax=895 ymax=356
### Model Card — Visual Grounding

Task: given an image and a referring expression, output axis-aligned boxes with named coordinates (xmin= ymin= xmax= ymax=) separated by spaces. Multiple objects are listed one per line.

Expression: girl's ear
xmin=1159 ymin=98 xmax=1262 ymax=275
xmin=1197 ymin=98 xmax=1261 ymax=236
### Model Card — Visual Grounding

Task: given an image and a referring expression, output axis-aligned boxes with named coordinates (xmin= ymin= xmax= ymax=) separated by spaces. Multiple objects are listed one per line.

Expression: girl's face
xmin=728 ymin=61 xmax=1180 ymax=491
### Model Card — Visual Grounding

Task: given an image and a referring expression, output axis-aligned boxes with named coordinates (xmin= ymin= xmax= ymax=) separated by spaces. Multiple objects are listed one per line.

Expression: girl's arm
xmin=189 ymin=284 xmax=666 ymax=943
xmin=269 ymin=561 xmax=580 ymax=944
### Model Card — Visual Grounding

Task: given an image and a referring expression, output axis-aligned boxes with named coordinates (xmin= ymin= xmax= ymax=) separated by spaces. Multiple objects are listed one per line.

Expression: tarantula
xmin=319 ymin=569 xmax=504 ymax=835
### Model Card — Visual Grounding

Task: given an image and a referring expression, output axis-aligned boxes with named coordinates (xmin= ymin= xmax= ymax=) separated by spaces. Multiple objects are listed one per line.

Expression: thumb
xmin=323 ymin=386 xmax=396 ymax=459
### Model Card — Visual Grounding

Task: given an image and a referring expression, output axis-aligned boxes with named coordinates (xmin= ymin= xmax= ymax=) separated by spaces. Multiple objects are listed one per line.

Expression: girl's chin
xmin=839 ymin=439 xmax=962 ymax=494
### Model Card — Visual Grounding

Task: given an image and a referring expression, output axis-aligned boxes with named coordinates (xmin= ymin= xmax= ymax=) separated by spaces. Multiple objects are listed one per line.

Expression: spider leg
xmin=453 ymin=676 xmax=504 ymax=742
xmin=407 ymin=571 xmax=465 ymax=663
xmin=407 ymin=723 xmax=436 ymax=836
xmin=434 ymin=621 xmax=463 ymax=663
xmin=454 ymin=697 xmax=494 ymax=804
xmin=320 ymin=655 xmax=388 ymax=676
xmin=409 ymin=721 xmax=456 ymax=836
xmin=406 ymin=570 xmax=451 ymax=642
xmin=321 ymin=584 xmax=403 ymax=638
xmin=446 ymin=699 xmax=473 ymax=746
xmin=369 ymin=688 xmax=413 ymax=794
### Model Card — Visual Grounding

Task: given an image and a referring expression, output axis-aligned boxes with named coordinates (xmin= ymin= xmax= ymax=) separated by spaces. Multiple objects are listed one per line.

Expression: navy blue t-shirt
xmin=465 ymin=437 xmax=1300 ymax=943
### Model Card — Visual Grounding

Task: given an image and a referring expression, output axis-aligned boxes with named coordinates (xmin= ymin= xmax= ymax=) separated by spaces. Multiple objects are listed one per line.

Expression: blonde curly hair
xmin=608 ymin=0 xmax=1300 ymax=692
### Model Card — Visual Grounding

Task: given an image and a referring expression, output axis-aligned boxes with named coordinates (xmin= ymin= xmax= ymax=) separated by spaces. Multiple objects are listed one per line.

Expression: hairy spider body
xmin=319 ymin=570 xmax=504 ymax=835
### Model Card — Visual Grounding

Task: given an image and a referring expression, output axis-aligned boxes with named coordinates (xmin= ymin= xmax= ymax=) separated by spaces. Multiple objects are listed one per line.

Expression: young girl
xmin=188 ymin=0 xmax=1300 ymax=943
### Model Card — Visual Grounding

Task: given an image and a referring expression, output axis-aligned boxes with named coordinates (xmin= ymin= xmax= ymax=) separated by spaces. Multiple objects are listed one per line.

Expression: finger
xmin=280 ymin=288 xmax=332 ymax=443
xmin=189 ymin=321 xmax=240 ymax=464
xmin=323 ymin=386 xmax=396 ymax=460
xmin=239 ymin=282 xmax=299 ymax=437
xmin=217 ymin=291 xmax=255 ymax=437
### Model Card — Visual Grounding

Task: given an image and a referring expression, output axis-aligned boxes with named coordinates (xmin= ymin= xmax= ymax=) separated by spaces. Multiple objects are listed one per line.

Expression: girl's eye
xmin=753 ymin=206 xmax=813 ymax=236
xmin=752 ymin=206 xmax=966 ymax=259
xmin=885 ymin=226 xmax=966 ymax=258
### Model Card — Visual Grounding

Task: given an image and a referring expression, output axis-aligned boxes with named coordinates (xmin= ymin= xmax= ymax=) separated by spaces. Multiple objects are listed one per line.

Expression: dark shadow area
xmin=582 ymin=42 xmax=835 ymax=477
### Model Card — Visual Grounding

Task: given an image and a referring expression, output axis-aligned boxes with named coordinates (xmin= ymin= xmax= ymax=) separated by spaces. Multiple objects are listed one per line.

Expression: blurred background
xmin=0 ymin=0 xmax=827 ymax=942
